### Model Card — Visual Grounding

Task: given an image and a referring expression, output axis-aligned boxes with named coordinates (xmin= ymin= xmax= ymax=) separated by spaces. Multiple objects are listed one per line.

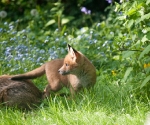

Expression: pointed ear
xmin=67 ymin=44 xmax=79 ymax=59
xmin=67 ymin=44 xmax=71 ymax=52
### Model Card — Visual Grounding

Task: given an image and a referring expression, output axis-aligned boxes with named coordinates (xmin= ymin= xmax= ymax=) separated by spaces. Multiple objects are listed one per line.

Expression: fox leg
xmin=69 ymin=87 xmax=76 ymax=99
xmin=43 ymin=84 xmax=51 ymax=98
xmin=43 ymin=80 xmax=63 ymax=98
xmin=69 ymin=85 xmax=82 ymax=99
xmin=69 ymin=87 xmax=82 ymax=99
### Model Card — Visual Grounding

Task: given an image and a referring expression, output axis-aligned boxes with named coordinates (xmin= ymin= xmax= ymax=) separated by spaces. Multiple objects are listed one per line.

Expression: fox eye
xmin=65 ymin=63 xmax=69 ymax=66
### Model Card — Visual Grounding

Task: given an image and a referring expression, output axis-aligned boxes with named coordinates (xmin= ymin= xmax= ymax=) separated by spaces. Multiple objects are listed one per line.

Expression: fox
xmin=11 ymin=44 xmax=96 ymax=97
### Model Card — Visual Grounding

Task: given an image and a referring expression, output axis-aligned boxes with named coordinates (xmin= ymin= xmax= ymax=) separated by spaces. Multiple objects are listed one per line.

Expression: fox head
xmin=58 ymin=44 xmax=83 ymax=75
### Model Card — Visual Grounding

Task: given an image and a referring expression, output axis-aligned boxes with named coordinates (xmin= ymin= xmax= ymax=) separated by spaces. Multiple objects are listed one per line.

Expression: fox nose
xmin=58 ymin=69 xmax=63 ymax=75
xmin=58 ymin=69 xmax=63 ymax=74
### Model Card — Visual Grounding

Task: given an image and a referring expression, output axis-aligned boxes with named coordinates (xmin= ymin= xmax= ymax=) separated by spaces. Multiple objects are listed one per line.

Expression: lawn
xmin=0 ymin=72 xmax=149 ymax=125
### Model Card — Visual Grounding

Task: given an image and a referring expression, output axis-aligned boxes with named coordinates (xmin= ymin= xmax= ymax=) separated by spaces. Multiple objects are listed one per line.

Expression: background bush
xmin=0 ymin=0 xmax=113 ymax=28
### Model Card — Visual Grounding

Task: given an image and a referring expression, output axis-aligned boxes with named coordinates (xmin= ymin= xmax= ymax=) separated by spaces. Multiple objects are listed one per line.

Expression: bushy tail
xmin=11 ymin=64 xmax=45 ymax=80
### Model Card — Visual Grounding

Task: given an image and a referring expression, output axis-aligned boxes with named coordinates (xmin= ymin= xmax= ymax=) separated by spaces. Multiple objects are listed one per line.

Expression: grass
xmin=0 ymin=71 xmax=149 ymax=125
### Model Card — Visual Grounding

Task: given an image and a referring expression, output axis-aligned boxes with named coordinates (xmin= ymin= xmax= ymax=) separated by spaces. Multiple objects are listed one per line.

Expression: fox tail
xmin=11 ymin=64 xmax=45 ymax=80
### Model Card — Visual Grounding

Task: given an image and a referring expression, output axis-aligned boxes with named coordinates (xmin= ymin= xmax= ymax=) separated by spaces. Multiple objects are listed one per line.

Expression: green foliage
xmin=113 ymin=0 xmax=150 ymax=90
xmin=123 ymin=67 xmax=133 ymax=82
xmin=0 ymin=0 xmax=108 ymax=29
xmin=141 ymin=75 xmax=150 ymax=88
xmin=139 ymin=44 xmax=150 ymax=60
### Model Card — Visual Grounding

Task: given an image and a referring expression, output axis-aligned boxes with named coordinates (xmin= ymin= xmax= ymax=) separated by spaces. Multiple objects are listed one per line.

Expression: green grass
xmin=0 ymin=72 xmax=149 ymax=125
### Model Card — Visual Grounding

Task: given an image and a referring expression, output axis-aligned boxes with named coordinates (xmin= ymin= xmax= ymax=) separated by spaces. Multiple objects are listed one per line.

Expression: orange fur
xmin=11 ymin=44 xmax=96 ymax=97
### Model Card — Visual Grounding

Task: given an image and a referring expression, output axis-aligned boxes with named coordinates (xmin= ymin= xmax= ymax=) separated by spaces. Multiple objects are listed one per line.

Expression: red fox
xmin=11 ymin=44 xmax=96 ymax=97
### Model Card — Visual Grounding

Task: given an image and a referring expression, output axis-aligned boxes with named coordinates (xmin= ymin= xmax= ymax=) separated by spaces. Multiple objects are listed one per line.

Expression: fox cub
xmin=11 ymin=44 xmax=96 ymax=97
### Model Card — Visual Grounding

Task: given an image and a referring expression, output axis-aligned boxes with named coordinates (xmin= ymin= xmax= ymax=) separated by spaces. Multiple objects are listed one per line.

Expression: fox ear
xmin=67 ymin=44 xmax=71 ymax=52
xmin=67 ymin=44 xmax=79 ymax=59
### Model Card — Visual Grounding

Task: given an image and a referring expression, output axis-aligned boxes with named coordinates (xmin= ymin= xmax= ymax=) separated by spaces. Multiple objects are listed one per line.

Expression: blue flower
xmin=9 ymin=25 xmax=14 ymax=30
xmin=0 ymin=28 xmax=3 ymax=32
xmin=10 ymin=37 xmax=16 ymax=41
xmin=21 ymin=29 xmax=26 ymax=33
xmin=4 ymin=22 xmax=8 ymax=25
xmin=22 ymin=35 xmax=26 ymax=39
xmin=37 ymin=57 xmax=42 ymax=62
xmin=97 ymin=47 xmax=100 ymax=49
xmin=89 ymin=40 xmax=93 ymax=44
xmin=64 ymin=32 xmax=67 ymax=36
xmin=94 ymin=39 xmax=97 ymax=43
xmin=15 ymin=19 xmax=20 ymax=23
xmin=11 ymin=31 xmax=17 ymax=35
xmin=40 ymin=49 xmax=45 ymax=54
xmin=90 ymin=30 xmax=93 ymax=34
xmin=55 ymin=38 xmax=59 ymax=41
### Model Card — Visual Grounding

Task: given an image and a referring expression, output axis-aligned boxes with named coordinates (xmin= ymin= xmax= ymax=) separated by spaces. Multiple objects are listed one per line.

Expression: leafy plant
xmin=113 ymin=0 xmax=150 ymax=93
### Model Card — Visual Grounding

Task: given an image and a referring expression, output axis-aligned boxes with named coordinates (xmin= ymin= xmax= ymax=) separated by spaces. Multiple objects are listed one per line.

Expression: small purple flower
xmin=81 ymin=7 xmax=87 ymax=13
xmin=87 ymin=10 xmax=91 ymax=15
xmin=106 ymin=0 xmax=112 ymax=4
xmin=81 ymin=7 xmax=91 ymax=15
